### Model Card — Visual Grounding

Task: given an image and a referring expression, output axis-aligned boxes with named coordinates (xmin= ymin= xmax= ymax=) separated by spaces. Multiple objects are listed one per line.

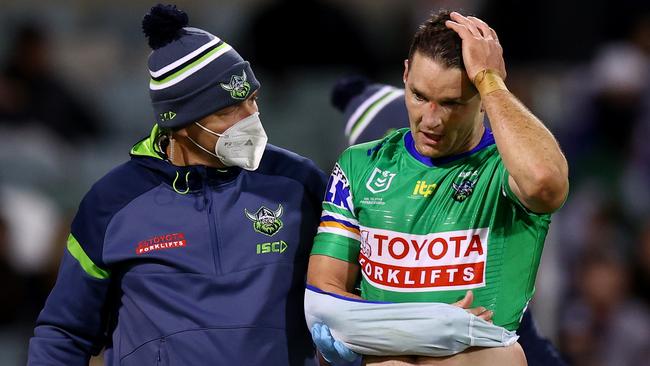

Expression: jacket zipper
xmin=157 ymin=338 xmax=166 ymax=365
xmin=204 ymin=176 xmax=221 ymax=275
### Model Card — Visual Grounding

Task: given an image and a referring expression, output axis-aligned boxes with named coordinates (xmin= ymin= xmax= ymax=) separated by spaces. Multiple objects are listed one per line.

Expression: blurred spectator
xmin=632 ymin=220 xmax=650 ymax=307
xmin=558 ymin=14 xmax=650 ymax=191
xmin=552 ymin=24 xmax=650 ymax=365
xmin=0 ymin=184 xmax=62 ymax=274
xmin=0 ymin=21 xmax=102 ymax=145
xmin=619 ymin=15 xmax=650 ymax=219
xmin=561 ymin=253 xmax=650 ymax=366
xmin=0 ymin=214 xmax=29 ymax=325
xmin=0 ymin=183 xmax=63 ymax=366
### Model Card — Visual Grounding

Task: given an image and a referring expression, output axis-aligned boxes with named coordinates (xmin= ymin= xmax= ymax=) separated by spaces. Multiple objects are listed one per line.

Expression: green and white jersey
xmin=312 ymin=128 xmax=551 ymax=331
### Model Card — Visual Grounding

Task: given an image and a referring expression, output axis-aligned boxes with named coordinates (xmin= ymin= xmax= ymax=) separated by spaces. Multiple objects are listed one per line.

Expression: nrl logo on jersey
xmin=245 ymin=204 xmax=284 ymax=236
xmin=366 ymin=168 xmax=396 ymax=194
xmin=452 ymin=179 xmax=477 ymax=202
xmin=220 ymin=70 xmax=251 ymax=100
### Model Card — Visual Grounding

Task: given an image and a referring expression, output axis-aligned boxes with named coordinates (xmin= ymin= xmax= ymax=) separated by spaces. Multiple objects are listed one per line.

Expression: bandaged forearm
xmin=304 ymin=285 xmax=518 ymax=357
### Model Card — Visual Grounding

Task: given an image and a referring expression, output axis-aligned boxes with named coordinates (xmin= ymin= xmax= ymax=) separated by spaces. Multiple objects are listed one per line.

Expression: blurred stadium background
xmin=1 ymin=0 xmax=649 ymax=365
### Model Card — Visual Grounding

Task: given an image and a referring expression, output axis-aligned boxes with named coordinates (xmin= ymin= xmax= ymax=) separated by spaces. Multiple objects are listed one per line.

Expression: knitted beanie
xmin=142 ymin=4 xmax=260 ymax=128
xmin=337 ymin=80 xmax=406 ymax=145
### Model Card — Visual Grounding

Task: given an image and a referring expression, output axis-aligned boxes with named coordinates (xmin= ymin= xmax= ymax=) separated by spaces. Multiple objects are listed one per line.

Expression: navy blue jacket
xmin=28 ymin=126 xmax=327 ymax=365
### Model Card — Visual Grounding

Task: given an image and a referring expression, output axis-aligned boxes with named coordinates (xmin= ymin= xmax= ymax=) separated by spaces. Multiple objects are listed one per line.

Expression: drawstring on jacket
xmin=171 ymin=169 xmax=212 ymax=212
xmin=172 ymin=171 xmax=191 ymax=194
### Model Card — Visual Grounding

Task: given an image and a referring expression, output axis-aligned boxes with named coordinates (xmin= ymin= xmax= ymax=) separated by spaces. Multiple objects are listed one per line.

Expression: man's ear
xmin=403 ymin=59 xmax=409 ymax=85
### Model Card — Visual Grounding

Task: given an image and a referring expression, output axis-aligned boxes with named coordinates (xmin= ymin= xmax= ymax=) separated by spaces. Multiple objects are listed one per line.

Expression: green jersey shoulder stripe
xmin=321 ymin=210 xmax=359 ymax=226
xmin=321 ymin=202 xmax=356 ymax=220
xmin=66 ymin=234 xmax=110 ymax=279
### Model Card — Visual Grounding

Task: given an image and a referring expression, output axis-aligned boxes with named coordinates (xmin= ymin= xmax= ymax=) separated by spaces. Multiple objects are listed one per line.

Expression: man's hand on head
xmin=445 ymin=12 xmax=506 ymax=84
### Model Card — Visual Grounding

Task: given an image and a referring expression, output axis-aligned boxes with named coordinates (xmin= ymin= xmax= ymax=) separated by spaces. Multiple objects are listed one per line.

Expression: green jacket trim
xmin=66 ymin=234 xmax=110 ymax=280
xmin=130 ymin=124 xmax=164 ymax=160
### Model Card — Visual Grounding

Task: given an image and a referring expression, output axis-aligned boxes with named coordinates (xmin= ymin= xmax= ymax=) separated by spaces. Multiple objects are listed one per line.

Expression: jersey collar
xmin=404 ymin=127 xmax=495 ymax=167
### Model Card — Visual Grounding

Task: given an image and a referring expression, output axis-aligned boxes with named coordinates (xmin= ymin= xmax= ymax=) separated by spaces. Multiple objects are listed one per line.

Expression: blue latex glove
xmin=311 ymin=322 xmax=360 ymax=364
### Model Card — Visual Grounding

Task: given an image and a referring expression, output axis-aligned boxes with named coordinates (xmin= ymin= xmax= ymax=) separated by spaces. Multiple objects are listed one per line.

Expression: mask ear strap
xmin=186 ymin=135 xmax=221 ymax=159
xmin=168 ymin=135 xmax=175 ymax=163
xmin=194 ymin=122 xmax=223 ymax=137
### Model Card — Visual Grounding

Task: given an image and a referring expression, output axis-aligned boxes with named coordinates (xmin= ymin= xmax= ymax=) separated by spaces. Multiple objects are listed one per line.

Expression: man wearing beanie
xmin=330 ymin=75 xmax=407 ymax=146
xmin=27 ymin=4 xmax=325 ymax=365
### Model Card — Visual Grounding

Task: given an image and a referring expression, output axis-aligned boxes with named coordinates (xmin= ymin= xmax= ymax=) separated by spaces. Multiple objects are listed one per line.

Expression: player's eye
xmin=440 ymin=101 xmax=461 ymax=107
xmin=413 ymin=92 xmax=425 ymax=102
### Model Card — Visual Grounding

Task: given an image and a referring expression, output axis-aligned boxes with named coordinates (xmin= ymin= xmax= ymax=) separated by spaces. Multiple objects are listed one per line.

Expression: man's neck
xmin=444 ymin=123 xmax=486 ymax=158
xmin=463 ymin=123 xmax=486 ymax=154
xmin=166 ymin=136 xmax=227 ymax=168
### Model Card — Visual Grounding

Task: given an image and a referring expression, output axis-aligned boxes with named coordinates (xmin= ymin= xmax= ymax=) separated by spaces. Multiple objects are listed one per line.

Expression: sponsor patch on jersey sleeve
xmin=323 ymin=163 xmax=355 ymax=214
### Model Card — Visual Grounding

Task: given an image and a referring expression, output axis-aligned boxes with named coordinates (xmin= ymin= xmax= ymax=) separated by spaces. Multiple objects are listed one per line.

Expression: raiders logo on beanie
xmin=142 ymin=4 xmax=260 ymax=128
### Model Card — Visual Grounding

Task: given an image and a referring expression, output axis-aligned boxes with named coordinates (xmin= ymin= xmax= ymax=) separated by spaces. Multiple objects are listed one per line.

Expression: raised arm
xmin=446 ymin=12 xmax=569 ymax=213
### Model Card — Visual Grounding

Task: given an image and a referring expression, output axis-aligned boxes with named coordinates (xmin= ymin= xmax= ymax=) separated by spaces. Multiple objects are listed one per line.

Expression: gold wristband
xmin=473 ymin=69 xmax=508 ymax=96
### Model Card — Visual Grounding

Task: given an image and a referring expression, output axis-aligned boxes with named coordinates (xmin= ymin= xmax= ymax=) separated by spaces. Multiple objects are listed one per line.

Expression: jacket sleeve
xmin=28 ymin=189 xmax=114 ymax=365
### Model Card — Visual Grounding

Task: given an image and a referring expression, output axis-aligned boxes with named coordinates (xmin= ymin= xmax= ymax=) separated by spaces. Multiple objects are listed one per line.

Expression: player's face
xmin=403 ymin=52 xmax=484 ymax=158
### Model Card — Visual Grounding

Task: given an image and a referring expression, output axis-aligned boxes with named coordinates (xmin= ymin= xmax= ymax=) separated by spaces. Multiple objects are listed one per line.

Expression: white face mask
xmin=188 ymin=112 xmax=268 ymax=171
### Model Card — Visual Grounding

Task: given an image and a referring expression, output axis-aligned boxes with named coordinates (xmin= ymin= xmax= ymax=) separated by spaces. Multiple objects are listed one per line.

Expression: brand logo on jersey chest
xmin=451 ymin=179 xmax=477 ymax=202
xmin=136 ymin=232 xmax=187 ymax=254
xmin=245 ymin=205 xmax=284 ymax=236
xmin=412 ymin=180 xmax=437 ymax=197
xmin=357 ymin=227 xmax=489 ymax=292
xmin=256 ymin=240 xmax=288 ymax=254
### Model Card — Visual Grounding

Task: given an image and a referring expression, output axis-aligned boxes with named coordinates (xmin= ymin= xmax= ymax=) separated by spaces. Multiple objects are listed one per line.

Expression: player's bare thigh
xmin=363 ymin=342 xmax=527 ymax=366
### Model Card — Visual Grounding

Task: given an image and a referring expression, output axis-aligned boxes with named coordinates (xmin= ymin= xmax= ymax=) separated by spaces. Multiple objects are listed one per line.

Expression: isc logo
xmin=256 ymin=240 xmax=288 ymax=254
